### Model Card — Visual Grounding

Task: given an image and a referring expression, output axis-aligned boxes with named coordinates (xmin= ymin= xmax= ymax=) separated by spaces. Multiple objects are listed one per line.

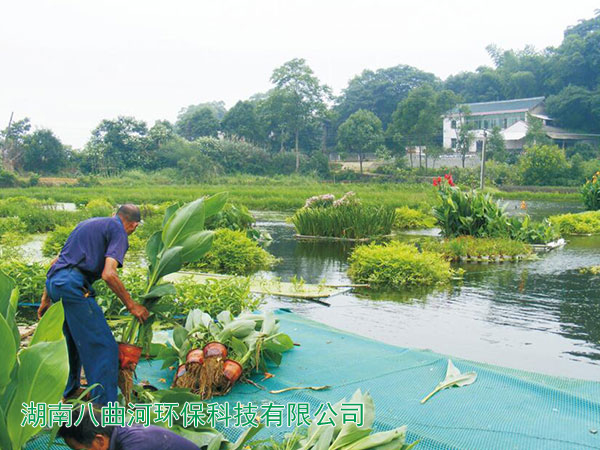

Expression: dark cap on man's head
xmin=117 ymin=204 xmax=141 ymax=222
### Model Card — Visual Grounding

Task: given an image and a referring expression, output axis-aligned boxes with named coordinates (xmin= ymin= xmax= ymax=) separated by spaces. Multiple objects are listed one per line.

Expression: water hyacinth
xmin=304 ymin=194 xmax=336 ymax=209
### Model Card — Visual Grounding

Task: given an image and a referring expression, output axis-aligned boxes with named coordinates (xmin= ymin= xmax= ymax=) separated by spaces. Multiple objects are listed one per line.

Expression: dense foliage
xmin=394 ymin=206 xmax=436 ymax=230
xmin=423 ymin=236 xmax=532 ymax=261
xmin=348 ymin=241 xmax=454 ymax=289
xmin=549 ymin=210 xmax=600 ymax=235
xmin=192 ymin=229 xmax=277 ymax=275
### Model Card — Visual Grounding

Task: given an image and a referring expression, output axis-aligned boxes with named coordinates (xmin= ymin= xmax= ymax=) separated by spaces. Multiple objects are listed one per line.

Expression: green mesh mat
xmin=26 ymin=309 xmax=600 ymax=450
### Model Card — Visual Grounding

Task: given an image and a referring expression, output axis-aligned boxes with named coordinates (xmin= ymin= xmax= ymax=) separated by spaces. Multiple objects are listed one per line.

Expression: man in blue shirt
xmin=58 ymin=407 xmax=200 ymax=450
xmin=38 ymin=204 xmax=149 ymax=405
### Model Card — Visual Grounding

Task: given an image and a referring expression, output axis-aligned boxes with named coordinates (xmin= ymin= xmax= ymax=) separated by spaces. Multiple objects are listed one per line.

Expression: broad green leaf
xmin=261 ymin=312 xmax=277 ymax=335
xmin=216 ymin=310 xmax=233 ymax=325
xmin=0 ymin=314 xmax=17 ymax=391
xmin=421 ymin=359 xmax=477 ymax=404
xmin=263 ymin=333 xmax=294 ymax=353
xmin=203 ymin=192 xmax=228 ymax=219
xmin=173 ymin=325 xmax=189 ymax=349
xmin=229 ymin=336 xmax=248 ymax=358
xmin=140 ymin=283 xmax=177 ymax=300
xmin=7 ymin=339 xmax=68 ymax=449
xmin=146 ymin=231 xmax=163 ymax=269
xmin=313 ymin=425 xmax=335 ymax=450
xmin=162 ymin=199 xmax=206 ymax=248
xmin=30 ymin=302 xmax=64 ymax=346
xmin=263 ymin=349 xmax=282 ymax=366
xmin=0 ymin=271 xmax=17 ymax=322
xmin=0 ymin=407 xmax=11 ymax=450
xmin=180 ymin=230 xmax=214 ymax=264
xmin=157 ymin=344 xmax=179 ymax=369
xmin=153 ymin=246 xmax=183 ymax=282
xmin=162 ymin=203 xmax=181 ymax=228
xmin=344 ymin=427 xmax=407 ymax=450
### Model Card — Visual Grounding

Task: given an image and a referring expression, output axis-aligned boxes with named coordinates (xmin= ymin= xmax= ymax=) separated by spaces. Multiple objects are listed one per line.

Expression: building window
xmin=484 ymin=120 xmax=489 ymax=129
xmin=451 ymin=120 xmax=457 ymax=129
xmin=476 ymin=140 xmax=483 ymax=152
xmin=451 ymin=138 xmax=457 ymax=149
xmin=503 ymin=118 xmax=508 ymax=128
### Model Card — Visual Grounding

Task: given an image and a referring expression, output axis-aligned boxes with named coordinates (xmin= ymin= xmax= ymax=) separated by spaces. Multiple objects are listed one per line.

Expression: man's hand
xmin=128 ymin=303 xmax=149 ymax=323
xmin=37 ymin=295 xmax=51 ymax=320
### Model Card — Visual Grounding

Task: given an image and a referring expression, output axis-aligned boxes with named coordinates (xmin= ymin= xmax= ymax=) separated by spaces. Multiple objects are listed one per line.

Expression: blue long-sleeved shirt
xmin=108 ymin=425 xmax=200 ymax=450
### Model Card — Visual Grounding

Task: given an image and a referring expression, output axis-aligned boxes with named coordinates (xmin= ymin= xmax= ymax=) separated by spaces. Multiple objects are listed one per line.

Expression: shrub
xmin=205 ymin=203 xmax=255 ymax=231
xmin=581 ymin=171 xmax=600 ymax=210
xmin=76 ymin=175 xmax=100 ymax=187
xmin=518 ymin=144 xmax=571 ymax=186
xmin=348 ymin=241 xmax=453 ymax=289
xmin=0 ymin=170 xmax=19 ymax=187
xmin=192 ymin=229 xmax=277 ymax=275
xmin=42 ymin=225 xmax=74 ymax=257
xmin=0 ymin=217 xmax=26 ymax=236
xmin=0 ymin=258 xmax=48 ymax=304
xmin=549 ymin=211 xmax=600 ymax=235
xmin=172 ymin=276 xmax=260 ymax=317
xmin=85 ymin=198 xmax=114 ymax=217
xmin=292 ymin=192 xmax=396 ymax=239
xmin=394 ymin=206 xmax=436 ymax=230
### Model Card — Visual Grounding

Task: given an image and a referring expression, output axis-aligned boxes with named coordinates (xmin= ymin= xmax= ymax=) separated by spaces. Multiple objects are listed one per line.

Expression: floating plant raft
xmin=165 ymin=272 xmax=357 ymax=300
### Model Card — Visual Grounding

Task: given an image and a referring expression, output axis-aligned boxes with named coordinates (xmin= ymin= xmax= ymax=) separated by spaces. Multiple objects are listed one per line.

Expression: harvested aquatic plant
xmin=157 ymin=309 xmax=294 ymax=399
xmin=421 ymin=359 xmax=477 ymax=404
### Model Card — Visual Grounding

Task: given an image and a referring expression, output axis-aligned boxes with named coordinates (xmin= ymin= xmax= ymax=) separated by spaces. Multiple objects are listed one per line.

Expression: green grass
xmin=393 ymin=206 xmax=436 ymax=230
xmin=421 ymin=236 xmax=532 ymax=261
xmin=488 ymin=187 xmax=580 ymax=202
xmin=0 ymin=176 xmax=437 ymax=211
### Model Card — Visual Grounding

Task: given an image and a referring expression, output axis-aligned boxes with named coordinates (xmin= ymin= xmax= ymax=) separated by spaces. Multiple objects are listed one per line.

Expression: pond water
xmin=255 ymin=201 xmax=600 ymax=381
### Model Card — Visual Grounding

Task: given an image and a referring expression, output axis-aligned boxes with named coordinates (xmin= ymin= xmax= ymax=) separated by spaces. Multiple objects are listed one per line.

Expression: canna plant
xmin=117 ymin=193 xmax=227 ymax=401
xmin=0 ymin=271 xmax=69 ymax=450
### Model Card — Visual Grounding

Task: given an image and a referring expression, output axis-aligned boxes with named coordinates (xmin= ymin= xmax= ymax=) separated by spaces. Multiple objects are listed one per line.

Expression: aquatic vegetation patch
xmin=190 ymin=228 xmax=277 ymax=275
xmin=292 ymin=192 xmax=396 ymax=239
xmin=581 ymin=170 xmax=600 ymax=211
xmin=423 ymin=236 xmax=532 ymax=262
xmin=550 ymin=210 xmax=600 ymax=235
xmin=348 ymin=241 xmax=454 ymax=289
xmin=394 ymin=206 xmax=436 ymax=230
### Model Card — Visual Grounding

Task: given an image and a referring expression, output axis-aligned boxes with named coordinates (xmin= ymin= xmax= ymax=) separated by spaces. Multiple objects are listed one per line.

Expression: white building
xmin=442 ymin=97 xmax=600 ymax=152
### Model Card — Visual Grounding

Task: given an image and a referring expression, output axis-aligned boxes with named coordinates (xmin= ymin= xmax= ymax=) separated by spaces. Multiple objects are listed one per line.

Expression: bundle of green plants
xmin=394 ymin=206 xmax=436 ymax=230
xmin=292 ymin=192 xmax=396 ymax=239
xmin=173 ymin=276 xmax=260 ymax=317
xmin=579 ymin=265 xmax=600 ymax=275
xmin=116 ymin=193 xmax=227 ymax=403
xmin=348 ymin=241 xmax=454 ymax=289
xmin=422 ymin=236 xmax=532 ymax=261
xmin=581 ymin=171 xmax=600 ymax=211
xmin=191 ymin=229 xmax=277 ymax=275
xmin=251 ymin=389 xmax=416 ymax=450
xmin=205 ymin=202 xmax=266 ymax=241
xmin=502 ymin=216 xmax=561 ymax=244
xmin=157 ymin=309 xmax=294 ymax=399
xmin=549 ymin=210 xmax=600 ymax=235
xmin=0 ymin=271 xmax=69 ymax=450
xmin=0 ymin=217 xmax=26 ymax=237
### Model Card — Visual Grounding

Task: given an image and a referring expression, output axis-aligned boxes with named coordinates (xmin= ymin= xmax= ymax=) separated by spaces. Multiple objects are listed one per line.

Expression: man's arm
xmin=102 ymin=257 xmax=149 ymax=323
xmin=38 ymin=257 xmax=58 ymax=319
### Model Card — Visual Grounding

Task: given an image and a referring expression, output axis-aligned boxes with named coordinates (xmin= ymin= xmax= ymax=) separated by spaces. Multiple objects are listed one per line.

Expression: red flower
xmin=433 ymin=178 xmax=439 ymax=186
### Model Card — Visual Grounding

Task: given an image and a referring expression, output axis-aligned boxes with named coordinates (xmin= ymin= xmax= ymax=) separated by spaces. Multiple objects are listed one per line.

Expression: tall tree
xmin=175 ymin=107 xmax=220 ymax=140
xmin=270 ymin=58 xmax=331 ymax=170
xmin=486 ymin=126 xmax=508 ymax=162
xmin=337 ymin=109 xmax=384 ymax=173
xmin=455 ymin=106 xmax=475 ymax=168
xmin=388 ymin=85 xmax=457 ymax=167
xmin=84 ymin=116 xmax=149 ymax=175
xmin=22 ymin=129 xmax=67 ymax=174
xmin=221 ymin=100 xmax=262 ymax=144
xmin=0 ymin=117 xmax=31 ymax=171
xmin=335 ymin=65 xmax=439 ymax=127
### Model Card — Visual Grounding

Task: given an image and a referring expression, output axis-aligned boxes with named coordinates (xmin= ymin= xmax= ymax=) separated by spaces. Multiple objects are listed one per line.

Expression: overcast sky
xmin=1 ymin=0 xmax=598 ymax=149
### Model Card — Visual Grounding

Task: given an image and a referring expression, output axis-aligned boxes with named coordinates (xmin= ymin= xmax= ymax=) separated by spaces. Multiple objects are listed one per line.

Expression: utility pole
xmin=480 ymin=129 xmax=487 ymax=190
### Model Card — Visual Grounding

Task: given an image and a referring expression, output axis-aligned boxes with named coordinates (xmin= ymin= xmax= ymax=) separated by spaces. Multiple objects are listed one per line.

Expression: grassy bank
xmin=0 ymin=176 xmax=437 ymax=211
xmin=489 ymin=187 xmax=581 ymax=202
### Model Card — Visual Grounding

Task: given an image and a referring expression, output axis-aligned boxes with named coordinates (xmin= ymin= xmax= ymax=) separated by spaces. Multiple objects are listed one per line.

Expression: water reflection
xmin=259 ymin=217 xmax=600 ymax=381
